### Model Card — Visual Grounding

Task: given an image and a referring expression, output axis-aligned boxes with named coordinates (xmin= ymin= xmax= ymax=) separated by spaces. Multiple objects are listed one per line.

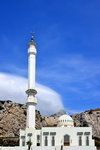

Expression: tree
xmin=26 ymin=140 xmax=32 ymax=150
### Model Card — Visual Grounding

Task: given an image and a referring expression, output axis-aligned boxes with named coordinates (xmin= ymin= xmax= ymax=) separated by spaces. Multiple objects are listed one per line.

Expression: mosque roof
xmin=57 ymin=114 xmax=74 ymax=127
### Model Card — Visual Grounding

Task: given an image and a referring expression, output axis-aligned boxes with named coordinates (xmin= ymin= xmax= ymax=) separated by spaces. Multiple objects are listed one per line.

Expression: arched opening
xmin=63 ymin=134 xmax=70 ymax=146
xmin=79 ymin=136 xmax=82 ymax=146
xmin=51 ymin=136 xmax=55 ymax=146
xmin=86 ymin=136 xmax=89 ymax=146
xmin=37 ymin=135 xmax=40 ymax=146
xmin=44 ymin=136 xmax=48 ymax=146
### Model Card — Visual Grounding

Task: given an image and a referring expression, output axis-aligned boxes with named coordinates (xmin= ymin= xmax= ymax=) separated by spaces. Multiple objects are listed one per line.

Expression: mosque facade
xmin=0 ymin=35 xmax=96 ymax=150
xmin=20 ymin=115 xmax=96 ymax=150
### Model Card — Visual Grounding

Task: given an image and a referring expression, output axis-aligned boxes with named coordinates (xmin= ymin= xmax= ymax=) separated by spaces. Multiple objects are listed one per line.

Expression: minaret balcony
xmin=26 ymin=96 xmax=37 ymax=105
xmin=28 ymin=41 xmax=37 ymax=47
xmin=26 ymin=89 xmax=37 ymax=95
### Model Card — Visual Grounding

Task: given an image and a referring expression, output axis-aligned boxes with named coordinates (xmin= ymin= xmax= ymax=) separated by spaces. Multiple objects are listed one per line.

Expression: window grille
xmin=51 ymin=136 xmax=55 ymax=146
xmin=44 ymin=136 xmax=48 ymax=146
xmin=79 ymin=136 xmax=82 ymax=146
xmin=22 ymin=137 xmax=25 ymax=146
xmin=86 ymin=136 xmax=89 ymax=146
xmin=37 ymin=135 xmax=40 ymax=140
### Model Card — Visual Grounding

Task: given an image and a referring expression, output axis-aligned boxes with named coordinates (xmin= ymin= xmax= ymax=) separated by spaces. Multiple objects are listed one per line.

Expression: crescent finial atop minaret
xmin=28 ymin=31 xmax=37 ymax=47
xmin=31 ymin=31 xmax=34 ymax=41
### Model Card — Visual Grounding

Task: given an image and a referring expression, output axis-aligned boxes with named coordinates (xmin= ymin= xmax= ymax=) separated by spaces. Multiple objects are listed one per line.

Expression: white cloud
xmin=36 ymin=84 xmax=64 ymax=115
xmin=0 ymin=72 xmax=64 ymax=115
xmin=0 ymin=73 xmax=27 ymax=104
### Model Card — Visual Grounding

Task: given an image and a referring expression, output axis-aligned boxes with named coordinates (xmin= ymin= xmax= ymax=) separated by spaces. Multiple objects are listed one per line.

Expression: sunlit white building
xmin=0 ymin=34 xmax=96 ymax=150
xmin=20 ymin=114 xmax=96 ymax=150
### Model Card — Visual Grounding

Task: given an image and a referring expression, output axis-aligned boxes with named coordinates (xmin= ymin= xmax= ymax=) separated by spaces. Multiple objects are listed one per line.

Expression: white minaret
xmin=26 ymin=33 xmax=37 ymax=128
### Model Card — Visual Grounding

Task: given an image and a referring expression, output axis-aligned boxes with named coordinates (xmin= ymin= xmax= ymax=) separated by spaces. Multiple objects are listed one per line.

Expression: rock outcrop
xmin=0 ymin=100 xmax=100 ymax=140
xmin=72 ymin=109 xmax=100 ymax=138
xmin=0 ymin=100 xmax=61 ymax=137
xmin=0 ymin=100 xmax=26 ymax=137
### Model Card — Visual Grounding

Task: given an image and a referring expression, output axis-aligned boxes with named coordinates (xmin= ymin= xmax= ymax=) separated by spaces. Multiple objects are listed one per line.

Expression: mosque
xmin=0 ymin=34 xmax=96 ymax=150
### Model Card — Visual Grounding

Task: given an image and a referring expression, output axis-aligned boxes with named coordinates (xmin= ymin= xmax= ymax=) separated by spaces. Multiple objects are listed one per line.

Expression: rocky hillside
xmin=0 ymin=100 xmax=100 ymax=140
xmin=0 ymin=100 xmax=61 ymax=137
xmin=0 ymin=100 xmax=26 ymax=137
xmin=72 ymin=109 xmax=100 ymax=138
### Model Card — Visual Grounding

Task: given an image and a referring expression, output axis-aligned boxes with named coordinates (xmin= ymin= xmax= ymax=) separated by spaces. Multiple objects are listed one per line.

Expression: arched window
xmin=37 ymin=135 xmax=40 ymax=146
xmin=37 ymin=135 xmax=40 ymax=140
xmin=79 ymin=136 xmax=82 ymax=146
xmin=45 ymin=136 xmax=48 ymax=146
xmin=64 ymin=134 xmax=70 ymax=146
xmin=22 ymin=137 xmax=25 ymax=146
xmin=51 ymin=136 xmax=55 ymax=146
xmin=86 ymin=136 xmax=89 ymax=146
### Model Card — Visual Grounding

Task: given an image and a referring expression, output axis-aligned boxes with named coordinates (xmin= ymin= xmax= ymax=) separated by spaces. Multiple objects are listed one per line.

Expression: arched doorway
xmin=63 ymin=134 xmax=70 ymax=146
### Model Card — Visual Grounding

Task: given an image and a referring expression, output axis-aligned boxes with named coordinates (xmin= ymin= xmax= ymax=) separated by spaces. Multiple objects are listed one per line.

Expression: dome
xmin=57 ymin=114 xmax=74 ymax=127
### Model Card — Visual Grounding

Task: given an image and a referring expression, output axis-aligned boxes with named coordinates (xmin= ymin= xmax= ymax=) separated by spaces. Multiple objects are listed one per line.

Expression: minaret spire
xmin=28 ymin=32 xmax=37 ymax=47
xmin=31 ymin=31 xmax=34 ymax=41
xmin=26 ymin=33 xmax=37 ymax=128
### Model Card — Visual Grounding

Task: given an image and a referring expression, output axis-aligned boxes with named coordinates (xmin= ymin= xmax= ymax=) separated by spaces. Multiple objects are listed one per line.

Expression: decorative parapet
xmin=28 ymin=41 xmax=37 ymax=47
xmin=26 ymin=89 xmax=37 ymax=94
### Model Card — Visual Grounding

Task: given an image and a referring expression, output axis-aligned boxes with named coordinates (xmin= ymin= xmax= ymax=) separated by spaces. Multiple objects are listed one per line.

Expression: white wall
xmin=41 ymin=127 xmax=93 ymax=146
xmin=20 ymin=126 xmax=95 ymax=148
xmin=0 ymin=145 xmax=96 ymax=150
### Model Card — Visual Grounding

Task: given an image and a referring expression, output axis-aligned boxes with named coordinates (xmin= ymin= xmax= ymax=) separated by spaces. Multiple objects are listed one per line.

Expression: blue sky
xmin=0 ymin=0 xmax=100 ymax=115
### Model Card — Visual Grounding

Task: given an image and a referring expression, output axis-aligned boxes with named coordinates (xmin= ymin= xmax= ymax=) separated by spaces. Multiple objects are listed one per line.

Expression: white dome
xmin=57 ymin=114 xmax=74 ymax=127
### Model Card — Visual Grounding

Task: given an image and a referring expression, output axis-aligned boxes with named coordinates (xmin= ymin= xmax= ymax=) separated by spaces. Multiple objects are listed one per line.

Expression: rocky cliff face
xmin=0 ymin=100 xmax=26 ymax=137
xmin=0 ymin=100 xmax=100 ymax=140
xmin=72 ymin=109 xmax=100 ymax=138
xmin=0 ymin=100 xmax=61 ymax=137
